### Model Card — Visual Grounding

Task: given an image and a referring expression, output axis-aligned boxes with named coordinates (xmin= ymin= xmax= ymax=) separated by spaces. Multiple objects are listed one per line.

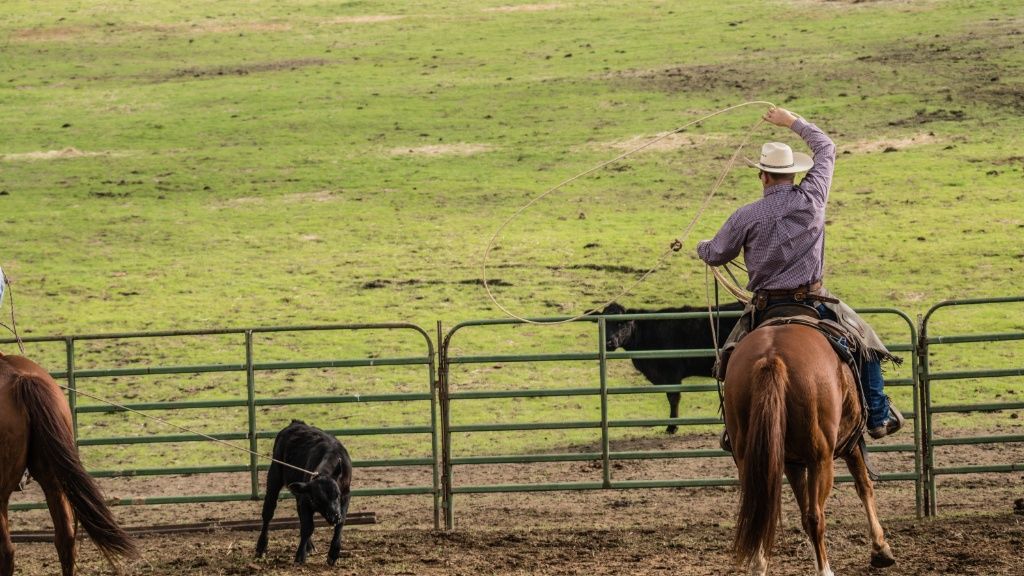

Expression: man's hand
xmin=763 ymin=107 xmax=798 ymax=128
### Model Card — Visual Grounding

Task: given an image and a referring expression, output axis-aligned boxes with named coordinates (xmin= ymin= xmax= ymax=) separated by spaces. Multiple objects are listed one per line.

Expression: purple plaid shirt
xmin=696 ymin=119 xmax=836 ymax=291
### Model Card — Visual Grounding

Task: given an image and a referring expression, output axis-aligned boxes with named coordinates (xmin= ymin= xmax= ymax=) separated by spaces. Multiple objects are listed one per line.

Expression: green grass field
xmin=2 ymin=0 xmax=1022 ymax=473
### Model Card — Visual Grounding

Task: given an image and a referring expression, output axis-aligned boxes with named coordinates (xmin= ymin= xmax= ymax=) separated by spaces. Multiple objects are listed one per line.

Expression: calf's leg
xmin=294 ymin=500 xmax=315 ymax=564
xmin=665 ymin=390 xmax=681 ymax=434
xmin=256 ymin=464 xmax=283 ymax=557
xmin=327 ymin=492 xmax=351 ymax=565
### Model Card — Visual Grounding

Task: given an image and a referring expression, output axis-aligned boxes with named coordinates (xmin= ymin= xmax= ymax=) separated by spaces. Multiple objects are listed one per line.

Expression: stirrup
xmin=868 ymin=403 xmax=905 ymax=439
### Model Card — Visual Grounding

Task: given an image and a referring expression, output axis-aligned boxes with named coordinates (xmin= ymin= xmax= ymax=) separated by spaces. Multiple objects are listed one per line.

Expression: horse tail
xmin=734 ymin=355 xmax=787 ymax=565
xmin=13 ymin=374 xmax=139 ymax=565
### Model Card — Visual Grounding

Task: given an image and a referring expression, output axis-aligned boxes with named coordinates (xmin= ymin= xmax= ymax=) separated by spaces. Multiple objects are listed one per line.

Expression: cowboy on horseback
xmin=696 ymin=106 xmax=904 ymax=444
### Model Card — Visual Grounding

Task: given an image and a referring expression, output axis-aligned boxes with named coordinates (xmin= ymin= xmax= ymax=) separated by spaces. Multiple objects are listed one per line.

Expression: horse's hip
xmin=724 ymin=324 xmax=857 ymax=457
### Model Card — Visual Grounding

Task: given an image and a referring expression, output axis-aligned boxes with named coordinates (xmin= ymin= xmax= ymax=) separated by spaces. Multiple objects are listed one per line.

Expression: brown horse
xmin=724 ymin=323 xmax=895 ymax=576
xmin=0 ymin=353 xmax=137 ymax=575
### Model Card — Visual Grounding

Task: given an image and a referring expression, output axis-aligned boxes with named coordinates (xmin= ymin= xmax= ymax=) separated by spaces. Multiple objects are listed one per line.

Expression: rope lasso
xmin=0 ymin=272 xmax=26 ymax=355
xmin=710 ymin=262 xmax=752 ymax=304
xmin=482 ymin=100 xmax=775 ymax=325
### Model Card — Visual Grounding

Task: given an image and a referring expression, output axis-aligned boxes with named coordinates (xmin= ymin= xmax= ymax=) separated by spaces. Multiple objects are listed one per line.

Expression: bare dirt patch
xmin=388 ymin=143 xmax=495 ymax=157
xmin=841 ymin=132 xmax=942 ymax=154
xmin=10 ymin=26 xmax=89 ymax=42
xmin=609 ymin=63 xmax=770 ymax=96
xmin=9 ymin=433 xmax=1023 ymax=575
xmin=164 ymin=58 xmax=331 ymax=81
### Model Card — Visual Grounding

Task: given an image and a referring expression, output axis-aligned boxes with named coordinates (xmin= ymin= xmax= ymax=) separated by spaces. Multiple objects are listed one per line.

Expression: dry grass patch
xmin=283 ymin=190 xmax=341 ymax=203
xmin=595 ymin=132 xmax=730 ymax=154
xmin=1 ymin=148 xmax=123 ymax=161
xmin=11 ymin=21 xmax=293 ymax=42
xmin=10 ymin=26 xmax=89 ymax=42
xmin=388 ymin=143 xmax=495 ymax=157
xmin=841 ymin=133 xmax=942 ymax=154
xmin=325 ymin=15 xmax=406 ymax=25
xmin=484 ymin=4 xmax=564 ymax=13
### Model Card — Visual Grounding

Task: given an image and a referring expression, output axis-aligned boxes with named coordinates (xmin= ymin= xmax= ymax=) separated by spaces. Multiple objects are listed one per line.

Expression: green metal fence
xmin=918 ymin=296 xmax=1024 ymax=516
xmin=7 ymin=297 xmax=1021 ymax=528
xmin=5 ymin=323 xmax=441 ymax=528
xmin=439 ymin=308 xmax=921 ymax=528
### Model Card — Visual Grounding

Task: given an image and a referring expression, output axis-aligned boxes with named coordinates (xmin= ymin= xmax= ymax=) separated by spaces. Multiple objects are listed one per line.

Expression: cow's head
xmin=600 ymin=302 xmax=636 ymax=351
xmin=289 ymin=475 xmax=343 ymax=525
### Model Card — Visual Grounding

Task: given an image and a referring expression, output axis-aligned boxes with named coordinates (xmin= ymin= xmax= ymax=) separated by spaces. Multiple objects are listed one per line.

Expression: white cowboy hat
xmin=745 ymin=142 xmax=813 ymax=174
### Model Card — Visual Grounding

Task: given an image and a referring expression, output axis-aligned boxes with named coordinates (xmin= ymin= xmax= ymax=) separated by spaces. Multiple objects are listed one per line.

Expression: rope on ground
xmin=482 ymin=100 xmax=775 ymax=325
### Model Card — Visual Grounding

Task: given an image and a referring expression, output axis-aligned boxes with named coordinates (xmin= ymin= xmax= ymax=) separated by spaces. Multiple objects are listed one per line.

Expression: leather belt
xmin=756 ymin=281 xmax=822 ymax=298
xmin=753 ymin=281 xmax=838 ymax=309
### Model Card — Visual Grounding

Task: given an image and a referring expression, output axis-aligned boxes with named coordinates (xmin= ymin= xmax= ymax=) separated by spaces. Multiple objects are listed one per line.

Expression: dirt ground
xmin=8 ymin=433 xmax=1024 ymax=575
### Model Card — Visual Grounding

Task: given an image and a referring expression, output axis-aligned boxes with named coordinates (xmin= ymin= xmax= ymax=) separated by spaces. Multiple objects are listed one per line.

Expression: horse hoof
xmin=666 ymin=426 xmax=678 ymax=434
xmin=870 ymin=546 xmax=896 ymax=568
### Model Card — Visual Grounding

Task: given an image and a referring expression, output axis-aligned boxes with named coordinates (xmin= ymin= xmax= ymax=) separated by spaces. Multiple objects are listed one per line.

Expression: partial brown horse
xmin=0 ymin=353 xmax=137 ymax=575
xmin=724 ymin=323 xmax=895 ymax=576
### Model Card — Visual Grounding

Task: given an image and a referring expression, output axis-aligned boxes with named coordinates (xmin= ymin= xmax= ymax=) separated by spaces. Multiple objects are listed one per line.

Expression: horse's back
xmin=725 ymin=324 xmax=853 ymax=460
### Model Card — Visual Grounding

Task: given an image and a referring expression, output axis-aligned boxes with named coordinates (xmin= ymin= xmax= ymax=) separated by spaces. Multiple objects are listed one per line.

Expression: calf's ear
xmin=287 ymin=482 xmax=309 ymax=495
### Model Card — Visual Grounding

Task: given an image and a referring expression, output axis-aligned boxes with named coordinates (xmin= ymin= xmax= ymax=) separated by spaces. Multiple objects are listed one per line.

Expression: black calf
xmin=255 ymin=419 xmax=353 ymax=565
xmin=601 ymin=302 xmax=743 ymax=433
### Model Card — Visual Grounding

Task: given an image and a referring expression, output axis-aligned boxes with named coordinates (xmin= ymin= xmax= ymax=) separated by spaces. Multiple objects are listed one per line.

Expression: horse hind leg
xmin=0 ymin=499 xmax=14 ymax=576
xmin=37 ymin=475 xmax=77 ymax=576
xmin=747 ymin=546 xmax=768 ymax=576
xmin=844 ymin=445 xmax=895 ymax=568
xmin=804 ymin=460 xmax=835 ymax=576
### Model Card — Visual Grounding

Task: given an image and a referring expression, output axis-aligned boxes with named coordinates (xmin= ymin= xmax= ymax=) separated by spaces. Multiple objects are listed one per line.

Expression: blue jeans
xmin=811 ymin=303 xmax=889 ymax=428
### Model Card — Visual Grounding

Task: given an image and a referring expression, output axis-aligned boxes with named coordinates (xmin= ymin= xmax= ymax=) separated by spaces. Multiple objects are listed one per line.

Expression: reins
xmin=482 ymin=100 xmax=776 ymax=325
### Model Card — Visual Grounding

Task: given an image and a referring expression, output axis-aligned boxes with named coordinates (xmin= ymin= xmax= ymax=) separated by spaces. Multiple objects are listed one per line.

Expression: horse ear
xmin=287 ymin=482 xmax=309 ymax=495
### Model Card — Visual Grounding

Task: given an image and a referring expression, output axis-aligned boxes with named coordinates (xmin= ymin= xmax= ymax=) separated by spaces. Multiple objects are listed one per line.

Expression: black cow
xmin=601 ymin=302 xmax=744 ymax=433
xmin=256 ymin=419 xmax=353 ymax=565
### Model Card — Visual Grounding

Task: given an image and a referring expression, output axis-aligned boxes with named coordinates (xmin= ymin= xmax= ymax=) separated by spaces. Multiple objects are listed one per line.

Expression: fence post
xmin=245 ymin=330 xmax=259 ymax=500
xmin=916 ymin=313 xmax=934 ymax=517
xmin=66 ymin=337 xmax=78 ymax=442
xmin=430 ymin=321 xmax=441 ymax=530
xmin=438 ymin=323 xmax=454 ymax=530
xmin=599 ymin=318 xmax=611 ymax=488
